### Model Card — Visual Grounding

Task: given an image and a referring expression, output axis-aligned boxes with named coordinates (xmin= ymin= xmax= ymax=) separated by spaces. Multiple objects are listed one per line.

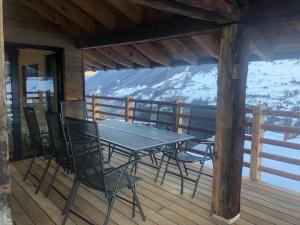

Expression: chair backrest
xmin=23 ymin=107 xmax=45 ymax=156
xmin=186 ymin=105 xmax=216 ymax=149
xmin=45 ymin=111 xmax=72 ymax=172
xmin=60 ymin=100 xmax=87 ymax=120
xmin=155 ymin=104 xmax=174 ymax=131
xmin=65 ymin=117 xmax=106 ymax=190
xmin=132 ymin=101 xmax=153 ymax=125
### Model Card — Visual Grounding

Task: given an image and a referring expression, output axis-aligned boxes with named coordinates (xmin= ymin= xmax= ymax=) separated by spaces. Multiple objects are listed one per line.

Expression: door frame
xmin=5 ymin=42 xmax=64 ymax=161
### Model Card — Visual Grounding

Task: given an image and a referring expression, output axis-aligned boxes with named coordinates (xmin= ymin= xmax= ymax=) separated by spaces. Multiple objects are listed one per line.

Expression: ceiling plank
xmin=69 ymin=0 xmax=116 ymax=30
xmin=174 ymin=0 xmax=238 ymax=14
xmin=249 ymin=27 xmax=273 ymax=61
xmin=42 ymin=0 xmax=96 ymax=34
xmin=97 ymin=47 xmax=134 ymax=68
xmin=23 ymin=0 xmax=84 ymax=37
xmin=78 ymin=17 xmax=220 ymax=48
xmin=127 ymin=0 xmax=239 ymax=23
xmin=161 ymin=39 xmax=198 ymax=64
xmin=191 ymin=33 xmax=220 ymax=58
xmin=107 ymin=0 xmax=144 ymax=24
xmin=133 ymin=42 xmax=172 ymax=66
xmin=112 ymin=45 xmax=151 ymax=67
xmin=83 ymin=52 xmax=103 ymax=68
xmin=84 ymin=49 xmax=117 ymax=69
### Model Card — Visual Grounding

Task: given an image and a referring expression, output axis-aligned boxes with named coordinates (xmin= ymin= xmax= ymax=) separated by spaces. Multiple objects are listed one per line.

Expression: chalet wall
xmin=3 ymin=0 xmax=83 ymax=100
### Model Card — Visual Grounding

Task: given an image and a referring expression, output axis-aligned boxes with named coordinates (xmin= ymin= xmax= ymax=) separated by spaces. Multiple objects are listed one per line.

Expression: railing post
xmin=173 ymin=100 xmax=183 ymax=132
xmin=250 ymin=105 xmax=265 ymax=181
xmin=125 ymin=96 xmax=133 ymax=123
xmin=92 ymin=94 xmax=100 ymax=121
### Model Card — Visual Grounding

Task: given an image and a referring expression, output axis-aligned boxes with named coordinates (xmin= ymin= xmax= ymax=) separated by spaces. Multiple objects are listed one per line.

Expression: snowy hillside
xmin=86 ymin=59 xmax=300 ymax=111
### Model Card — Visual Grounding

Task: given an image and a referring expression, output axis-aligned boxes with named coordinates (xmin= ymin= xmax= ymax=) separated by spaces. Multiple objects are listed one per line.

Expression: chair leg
xmin=149 ymin=152 xmax=154 ymax=164
xmin=62 ymin=181 xmax=80 ymax=225
xmin=108 ymin=144 xmax=115 ymax=163
xmin=23 ymin=155 xmax=36 ymax=181
xmin=175 ymin=159 xmax=184 ymax=195
xmin=192 ymin=162 xmax=205 ymax=199
xmin=154 ymin=153 xmax=164 ymax=183
xmin=62 ymin=180 xmax=79 ymax=215
xmin=35 ymin=158 xmax=52 ymax=194
xmin=104 ymin=168 xmax=126 ymax=225
xmin=130 ymin=183 xmax=146 ymax=221
xmin=153 ymin=153 xmax=158 ymax=167
xmin=45 ymin=164 xmax=60 ymax=197
xmin=160 ymin=156 xmax=171 ymax=185
xmin=183 ymin=162 xmax=188 ymax=176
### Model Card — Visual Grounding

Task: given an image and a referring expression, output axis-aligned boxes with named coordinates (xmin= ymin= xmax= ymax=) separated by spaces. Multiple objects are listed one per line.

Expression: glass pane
xmin=5 ymin=53 xmax=14 ymax=159
xmin=19 ymin=49 xmax=58 ymax=158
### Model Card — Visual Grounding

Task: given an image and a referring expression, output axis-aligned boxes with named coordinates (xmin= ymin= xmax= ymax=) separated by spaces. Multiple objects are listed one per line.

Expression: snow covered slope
xmin=86 ymin=59 xmax=300 ymax=111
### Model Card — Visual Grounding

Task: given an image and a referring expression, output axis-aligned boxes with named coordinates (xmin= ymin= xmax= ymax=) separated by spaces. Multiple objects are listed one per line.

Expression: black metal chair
xmin=132 ymin=101 xmax=154 ymax=125
xmin=60 ymin=100 xmax=88 ymax=120
xmin=107 ymin=100 xmax=155 ymax=169
xmin=156 ymin=105 xmax=216 ymax=198
xmin=44 ymin=111 xmax=73 ymax=197
xmin=155 ymin=103 xmax=174 ymax=131
xmin=23 ymin=107 xmax=53 ymax=194
xmin=62 ymin=117 xmax=146 ymax=225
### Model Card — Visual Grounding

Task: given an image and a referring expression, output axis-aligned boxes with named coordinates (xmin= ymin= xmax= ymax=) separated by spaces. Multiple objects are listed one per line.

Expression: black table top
xmin=97 ymin=119 xmax=194 ymax=152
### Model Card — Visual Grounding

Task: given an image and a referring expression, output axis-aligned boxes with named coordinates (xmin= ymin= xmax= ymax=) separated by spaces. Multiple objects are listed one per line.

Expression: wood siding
xmin=3 ymin=0 xmax=84 ymax=100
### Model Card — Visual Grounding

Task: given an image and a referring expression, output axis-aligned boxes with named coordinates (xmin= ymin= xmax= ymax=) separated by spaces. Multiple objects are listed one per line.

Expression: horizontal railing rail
xmin=86 ymin=94 xmax=300 ymax=184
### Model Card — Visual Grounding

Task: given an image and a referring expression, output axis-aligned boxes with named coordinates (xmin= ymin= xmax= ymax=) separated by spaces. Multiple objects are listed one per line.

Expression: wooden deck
xmin=10 ymin=152 xmax=300 ymax=225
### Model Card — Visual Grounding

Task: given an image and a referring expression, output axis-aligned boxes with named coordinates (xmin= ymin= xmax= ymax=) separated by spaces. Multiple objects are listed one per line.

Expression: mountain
xmin=85 ymin=59 xmax=300 ymax=111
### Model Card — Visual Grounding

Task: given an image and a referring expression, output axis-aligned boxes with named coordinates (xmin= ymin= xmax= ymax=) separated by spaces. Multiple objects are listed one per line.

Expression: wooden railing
xmin=86 ymin=94 xmax=300 ymax=183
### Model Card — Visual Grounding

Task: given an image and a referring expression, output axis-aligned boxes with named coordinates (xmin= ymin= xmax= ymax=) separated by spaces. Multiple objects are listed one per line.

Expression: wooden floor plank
xmin=11 ymin=196 xmax=34 ymax=225
xmin=11 ymin=154 xmax=300 ymax=225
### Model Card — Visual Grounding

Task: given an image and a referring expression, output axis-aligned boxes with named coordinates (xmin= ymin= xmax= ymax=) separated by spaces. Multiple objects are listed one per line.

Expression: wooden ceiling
xmin=20 ymin=0 xmax=300 ymax=71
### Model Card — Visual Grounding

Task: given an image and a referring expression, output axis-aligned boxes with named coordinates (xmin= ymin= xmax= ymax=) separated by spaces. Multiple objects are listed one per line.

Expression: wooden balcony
xmin=11 ymin=151 xmax=300 ymax=225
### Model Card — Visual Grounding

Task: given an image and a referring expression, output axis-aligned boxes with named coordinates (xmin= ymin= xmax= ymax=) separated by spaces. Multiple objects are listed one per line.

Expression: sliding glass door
xmin=5 ymin=44 xmax=63 ymax=160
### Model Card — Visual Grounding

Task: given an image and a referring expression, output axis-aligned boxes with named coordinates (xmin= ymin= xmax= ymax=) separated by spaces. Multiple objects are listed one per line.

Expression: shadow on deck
xmin=10 ymin=152 xmax=300 ymax=225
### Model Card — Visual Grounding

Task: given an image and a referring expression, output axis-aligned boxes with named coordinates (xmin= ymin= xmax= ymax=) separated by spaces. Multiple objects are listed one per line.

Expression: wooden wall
xmin=3 ymin=0 xmax=84 ymax=100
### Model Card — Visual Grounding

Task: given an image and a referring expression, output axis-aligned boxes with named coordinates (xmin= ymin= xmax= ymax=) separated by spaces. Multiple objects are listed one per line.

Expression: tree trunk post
xmin=211 ymin=24 xmax=249 ymax=224
xmin=92 ymin=94 xmax=100 ymax=121
xmin=0 ymin=0 xmax=13 ymax=223
xmin=125 ymin=96 xmax=134 ymax=123
xmin=250 ymin=105 xmax=265 ymax=180
xmin=173 ymin=100 xmax=183 ymax=132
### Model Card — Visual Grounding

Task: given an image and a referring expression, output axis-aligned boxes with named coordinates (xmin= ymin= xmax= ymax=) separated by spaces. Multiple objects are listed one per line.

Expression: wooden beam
xmin=127 ymin=0 xmax=239 ymax=23
xmin=23 ymin=0 xmax=84 ymax=37
xmin=97 ymin=47 xmax=134 ymax=68
xmin=191 ymin=33 xmax=220 ymax=58
xmin=84 ymin=49 xmax=117 ymax=69
xmin=0 ymin=0 xmax=12 ymax=222
xmin=112 ymin=45 xmax=151 ymax=67
xmin=107 ymin=0 xmax=143 ymax=24
xmin=243 ymin=0 xmax=300 ymax=25
xmin=161 ymin=39 xmax=198 ymax=64
xmin=83 ymin=51 xmax=103 ymax=68
xmin=69 ymin=0 xmax=117 ymax=29
xmin=212 ymin=24 xmax=249 ymax=223
xmin=249 ymin=27 xmax=273 ymax=61
xmin=42 ymin=0 xmax=96 ymax=34
xmin=78 ymin=17 xmax=221 ymax=48
xmin=133 ymin=42 xmax=172 ymax=66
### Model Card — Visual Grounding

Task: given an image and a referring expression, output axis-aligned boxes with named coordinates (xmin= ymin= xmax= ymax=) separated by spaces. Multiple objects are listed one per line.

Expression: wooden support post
xmin=211 ymin=24 xmax=249 ymax=224
xmin=0 ymin=0 xmax=13 ymax=223
xmin=250 ymin=105 xmax=265 ymax=180
xmin=125 ymin=96 xmax=133 ymax=123
xmin=173 ymin=100 xmax=183 ymax=132
xmin=92 ymin=94 xmax=100 ymax=121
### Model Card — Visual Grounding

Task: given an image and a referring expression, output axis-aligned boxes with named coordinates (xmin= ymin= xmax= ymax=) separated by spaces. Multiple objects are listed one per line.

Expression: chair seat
xmin=81 ymin=168 xmax=141 ymax=192
xmin=168 ymin=151 xmax=207 ymax=163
